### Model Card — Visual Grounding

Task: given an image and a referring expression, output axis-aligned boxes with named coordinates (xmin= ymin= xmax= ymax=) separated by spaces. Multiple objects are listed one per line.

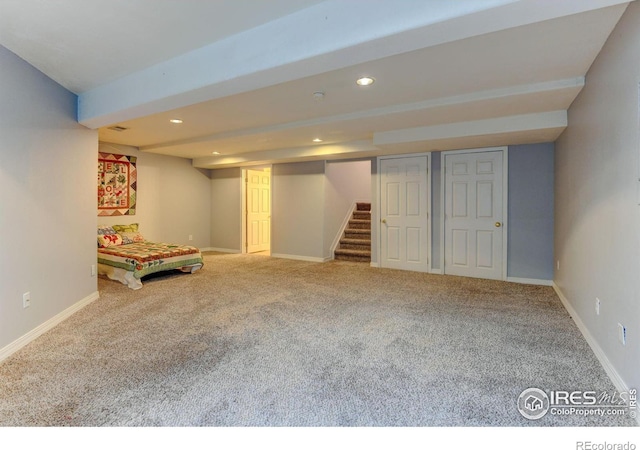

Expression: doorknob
xmin=381 ymin=218 xmax=387 ymax=224
xmin=495 ymin=222 xmax=502 ymax=228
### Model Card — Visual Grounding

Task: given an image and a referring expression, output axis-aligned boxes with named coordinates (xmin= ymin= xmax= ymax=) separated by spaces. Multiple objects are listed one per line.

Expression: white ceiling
xmin=0 ymin=0 xmax=632 ymax=168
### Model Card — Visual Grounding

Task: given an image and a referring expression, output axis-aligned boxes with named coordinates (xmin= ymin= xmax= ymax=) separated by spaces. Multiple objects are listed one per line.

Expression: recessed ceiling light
xmin=313 ymin=138 xmax=323 ymax=143
xmin=169 ymin=119 xmax=183 ymax=124
xmin=211 ymin=151 xmax=220 ymax=155
xmin=356 ymin=76 xmax=375 ymax=86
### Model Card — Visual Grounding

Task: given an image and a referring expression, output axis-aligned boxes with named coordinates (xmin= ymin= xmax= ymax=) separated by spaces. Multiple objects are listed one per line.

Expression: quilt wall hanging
xmin=98 ymin=152 xmax=137 ymax=216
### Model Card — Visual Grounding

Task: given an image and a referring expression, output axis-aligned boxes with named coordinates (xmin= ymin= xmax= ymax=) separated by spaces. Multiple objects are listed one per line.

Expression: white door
xmin=246 ymin=169 xmax=271 ymax=253
xmin=444 ymin=150 xmax=505 ymax=280
xmin=380 ymin=156 xmax=429 ymax=272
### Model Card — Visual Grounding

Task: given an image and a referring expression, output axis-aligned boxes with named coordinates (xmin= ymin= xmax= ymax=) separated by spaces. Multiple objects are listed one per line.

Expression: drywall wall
xmin=210 ymin=167 xmax=242 ymax=252
xmin=272 ymin=161 xmax=325 ymax=260
xmin=507 ymin=143 xmax=554 ymax=281
xmin=324 ymin=160 xmax=372 ymax=259
xmin=431 ymin=152 xmax=442 ymax=270
xmin=0 ymin=46 xmax=98 ymax=351
xmin=97 ymin=143 xmax=212 ymax=249
xmin=555 ymin=1 xmax=639 ymax=392
xmin=369 ymin=158 xmax=379 ymax=265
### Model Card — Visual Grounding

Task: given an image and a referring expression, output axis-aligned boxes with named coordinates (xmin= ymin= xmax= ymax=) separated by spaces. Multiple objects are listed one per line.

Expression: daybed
xmin=97 ymin=224 xmax=203 ymax=290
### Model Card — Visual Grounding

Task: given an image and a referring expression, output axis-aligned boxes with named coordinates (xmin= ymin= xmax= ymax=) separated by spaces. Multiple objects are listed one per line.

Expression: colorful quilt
xmin=98 ymin=242 xmax=203 ymax=279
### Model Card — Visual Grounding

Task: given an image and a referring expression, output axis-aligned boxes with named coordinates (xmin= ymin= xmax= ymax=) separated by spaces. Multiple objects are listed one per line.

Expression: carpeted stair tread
xmin=348 ymin=219 xmax=371 ymax=229
xmin=335 ymin=249 xmax=371 ymax=256
xmin=339 ymin=238 xmax=371 ymax=251
xmin=344 ymin=228 xmax=370 ymax=234
xmin=340 ymin=243 xmax=370 ymax=251
xmin=356 ymin=203 xmax=371 ymax=211
xmin=353 ymin=211 xmax=371 ymax=220
xmin=334 ymin=248 xmax=371 ymax=262
xmin=341 ymin=238 xmax=371 ymax=245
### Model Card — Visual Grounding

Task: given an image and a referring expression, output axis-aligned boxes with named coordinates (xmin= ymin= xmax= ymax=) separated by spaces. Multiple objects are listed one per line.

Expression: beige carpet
xmin=0 ymin=252 xmax=634 ymax=426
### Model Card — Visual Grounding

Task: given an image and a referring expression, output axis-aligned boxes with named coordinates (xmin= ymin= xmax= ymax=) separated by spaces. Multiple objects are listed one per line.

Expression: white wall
xmin=554 ymin=2 xmax=639 ymax=392
xmin=323 ymin=160 xmax=372 ymax=259
xmin=0 ymin=46 xmax=98 ymax=351
xmin=98 ymin=143 xmax=212 ymax=249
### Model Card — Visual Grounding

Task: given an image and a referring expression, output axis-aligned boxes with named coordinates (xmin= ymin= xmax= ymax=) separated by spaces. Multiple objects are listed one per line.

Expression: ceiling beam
xmin=192 ymin=141 xmax=381 ymax=169
xmin=77 ymin=0 xmax=627 ymax=129
xmin=373 ymin=110 xmax=567 ymax=147
xmin=192 ymin=110 xmax=567 ymax=168
xmin=141 ymin=77 xmax=583 ymax=154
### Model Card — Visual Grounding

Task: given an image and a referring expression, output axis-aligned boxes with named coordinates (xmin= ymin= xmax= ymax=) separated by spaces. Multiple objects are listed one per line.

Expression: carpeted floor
xmin=0 ymin=252 xmax=634 ymax=427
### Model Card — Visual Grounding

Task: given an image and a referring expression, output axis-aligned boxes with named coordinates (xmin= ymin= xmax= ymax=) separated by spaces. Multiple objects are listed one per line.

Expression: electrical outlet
xmin=91 ymin=264 xmax=96 ymax=276
xmin=189 ymin=235 xmax=193 ymax=241
xmin=618 ymin=323 xmax=627 ymax=346
xmin=23 ymin=292 xmax=31 ymax=309
xmin=595 ymin=298 xmax=600 ymax=315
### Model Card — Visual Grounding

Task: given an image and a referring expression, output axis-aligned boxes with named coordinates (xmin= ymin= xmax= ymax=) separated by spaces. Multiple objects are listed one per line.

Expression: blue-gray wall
xmin=507 ymin=143 xmax=554 ymax=281
xmin=0 ymin=45 xmax=98 ymax=351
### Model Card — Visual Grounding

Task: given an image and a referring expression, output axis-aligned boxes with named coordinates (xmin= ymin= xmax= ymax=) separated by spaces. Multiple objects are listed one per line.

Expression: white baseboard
xmin=271 ymin=253 xmax=329 ymax=263
xmin=430 ymin=268 xmax=443 ymax=274
xmin=553 ymin=282 xmax=638 ymax=425
xmin=0 ymin=290 xmax=100 ymax=363
xmin=202 ymin=247 xmax=241 ymax=254
xmin=507 ymin=277 xmax=553 ymax=286
xmin=370 ymin=262 xmax=379 ymax=268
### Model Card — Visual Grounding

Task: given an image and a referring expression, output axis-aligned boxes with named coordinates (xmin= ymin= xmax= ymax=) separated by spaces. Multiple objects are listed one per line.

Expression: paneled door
xmin=380 ymin=156 xmax=429 ymax=272
xmin=444 ymin=149 xmax=505 ymax=280
xmin=246 ymin=169 xmax=271 ymax=253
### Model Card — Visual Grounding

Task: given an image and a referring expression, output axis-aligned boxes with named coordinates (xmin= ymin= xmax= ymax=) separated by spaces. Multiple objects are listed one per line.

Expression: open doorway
xmin=242 ymin=167 xmax=271 ymax=255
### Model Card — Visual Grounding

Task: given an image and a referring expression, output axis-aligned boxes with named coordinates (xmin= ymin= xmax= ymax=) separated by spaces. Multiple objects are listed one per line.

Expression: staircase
xmin=334 ymin=203 xmax=371 ymax=262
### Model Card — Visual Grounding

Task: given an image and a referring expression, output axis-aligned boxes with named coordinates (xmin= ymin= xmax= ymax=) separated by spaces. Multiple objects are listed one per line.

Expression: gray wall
xmin=272 ymin=161 xmax=326 ymax=260
xmin=210 ymin=168 xmax=242 ymax=252
xmin=324 ymin=160 xmax=372 ymax=259
xmin=507 ymin=143 xmax=554 ymax=280
xmin=431 ymin=152 xmax=442 ymax=270
xmin=555 ymin=2 xmax=639 ymax=392
xmin=0 ymin=46 xmax=98 ymax=351
xmin=98 ymin=143 xmax=212 ymax=249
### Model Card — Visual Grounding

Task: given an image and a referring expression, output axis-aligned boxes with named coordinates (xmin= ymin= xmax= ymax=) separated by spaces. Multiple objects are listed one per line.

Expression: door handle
xmin=381 ymin=219 xmax=387 ymax=224
xmin=495 ymin=222 xmax=502 ymax=228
